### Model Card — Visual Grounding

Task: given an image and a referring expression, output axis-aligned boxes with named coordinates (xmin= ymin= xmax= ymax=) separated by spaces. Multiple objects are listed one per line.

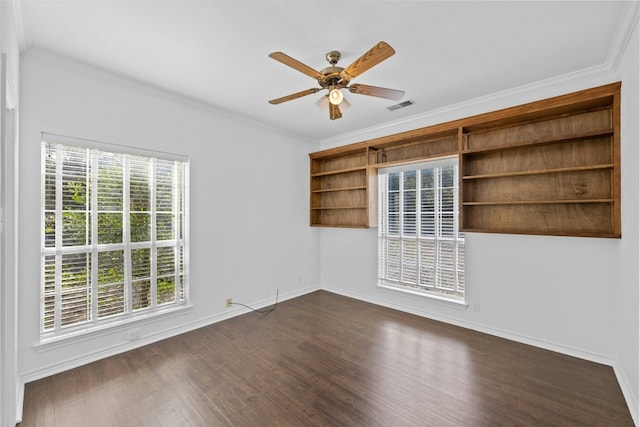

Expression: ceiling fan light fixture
xmin=317 ymin=94 xmax=350 ymax=111
xmin=329 ymin=88 xmax=343 ymax=105
xmin=316 ymin=95 xmax=329 ymax=110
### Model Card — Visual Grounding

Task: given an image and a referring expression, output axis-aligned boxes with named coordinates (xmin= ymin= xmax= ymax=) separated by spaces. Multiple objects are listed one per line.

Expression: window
xmin=378 ymin=157 xmax=465 ymax=301
xmin=41 ymin=135 xmax=189 ymax=339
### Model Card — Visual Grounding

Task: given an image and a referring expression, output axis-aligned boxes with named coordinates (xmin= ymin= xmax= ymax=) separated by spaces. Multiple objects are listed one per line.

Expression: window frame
xmin=377 ymin=156 xmax=465 ymax=304
xmin=40 ymin=133 xmax=190 ymax=342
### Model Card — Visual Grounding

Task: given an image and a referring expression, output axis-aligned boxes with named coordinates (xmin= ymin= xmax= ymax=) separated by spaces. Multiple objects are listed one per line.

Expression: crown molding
xmin=607 ymin=0 xmax=640 ymax=71
xmin=12 ymin=0 xmax=32 ymax=51
xmin=23 ymin=48 xmax=316 ymax=144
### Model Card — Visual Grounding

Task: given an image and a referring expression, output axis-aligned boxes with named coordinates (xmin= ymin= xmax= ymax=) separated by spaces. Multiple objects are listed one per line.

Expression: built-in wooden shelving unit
xmin=310 ymin=145 xmax=370 ymax=227
xmin=309 ymin=82 xmax=621 ymax=237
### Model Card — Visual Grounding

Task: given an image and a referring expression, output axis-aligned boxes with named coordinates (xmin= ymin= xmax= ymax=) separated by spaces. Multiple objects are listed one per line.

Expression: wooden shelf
xmin=463 ymin=199 xmax=614 ymax=206
xmin=371 ymin=152 xmax=459 ymax=170
xmin=369 ymin=132 xmax=458 ymax=167
xmin=311 ymin=166 xmax=366 ymax=177
xmin=462 ymin=128 xmax=614 ymax=155
xmin=460 ymin=227 xmax=621 ymax=239
xmin=462 ymin=164 xmax=614 ymax=180
xmin=311 ymin=206 xmax=367 ymax=210
xmin=311 ymin=186 xmax=367 ymax=193
xmin=310 ymin=223 xmax=369 ymax=229
xmin=463 ymin=202 xmax=617 ymax=237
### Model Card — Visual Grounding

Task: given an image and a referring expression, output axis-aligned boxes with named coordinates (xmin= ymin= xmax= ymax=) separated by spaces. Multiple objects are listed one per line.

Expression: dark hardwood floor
xmin=20 ymin=290 xmax=633 ymax=426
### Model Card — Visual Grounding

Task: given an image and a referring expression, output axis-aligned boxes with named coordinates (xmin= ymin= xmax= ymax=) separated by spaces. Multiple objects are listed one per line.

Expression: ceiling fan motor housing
xmin=318 ymin=66 xmax=345 ymax=88
xmin=319 ymin=51 xmax=348 ymax=89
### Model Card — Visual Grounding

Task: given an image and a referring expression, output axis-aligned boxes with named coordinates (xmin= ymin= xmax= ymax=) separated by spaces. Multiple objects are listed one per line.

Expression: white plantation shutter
xmin=378 ymin=157 xmax=465 ymax=301
xmin=130 ymin=155 xmax=152 ymax=242
xmin=41 ymin=136 xmax=188 ymax=337
xmin=60 ymin=252 xmax=91 ymax=326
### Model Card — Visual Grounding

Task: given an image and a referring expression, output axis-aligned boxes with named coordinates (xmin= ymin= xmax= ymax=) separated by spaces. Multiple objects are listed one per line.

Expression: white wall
xmin=17 ymin=50 xmax=320 ymax=392
xmin=615 ymin=12 xmax=639 ymax=422
xmin=0 ymin=0 xmax=20 ymax=425
xmin=318 ymin=12 xmax=639 ymax=424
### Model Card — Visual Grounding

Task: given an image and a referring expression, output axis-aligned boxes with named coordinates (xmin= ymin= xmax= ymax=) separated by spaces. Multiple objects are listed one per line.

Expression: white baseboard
xmin=15 ymin=381 xmax=24 ymax=425
xmin=16 ymin=284 xmax=320 ymax=424
xmin=613 ymin=362 xmax=639 ymax=426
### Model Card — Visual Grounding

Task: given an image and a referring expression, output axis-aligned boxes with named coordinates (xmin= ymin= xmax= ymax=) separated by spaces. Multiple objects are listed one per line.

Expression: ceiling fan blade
xmin=349 ymin=84 xmax=405 ymax=100
xmin=341 ymin=41 xmax=396 ymax=80
xmin=329 ymin=103 xmax=342 ymax=120
xmin=269 ymin=88 xmax=320 ymax=105
xmin=269 ymin=52 xmax=323 ymax=79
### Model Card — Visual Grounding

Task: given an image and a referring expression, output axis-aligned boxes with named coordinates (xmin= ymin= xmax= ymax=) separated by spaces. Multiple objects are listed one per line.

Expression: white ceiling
xmin=15 ymin=1 xmax=631 ymax=141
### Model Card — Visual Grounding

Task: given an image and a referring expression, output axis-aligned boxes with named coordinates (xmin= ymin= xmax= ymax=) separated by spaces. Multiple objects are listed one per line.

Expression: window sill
xmin=35 ymin=304 xmax=193 ymax=352
xmin=378 ymin=282 xmax=468 ymax=310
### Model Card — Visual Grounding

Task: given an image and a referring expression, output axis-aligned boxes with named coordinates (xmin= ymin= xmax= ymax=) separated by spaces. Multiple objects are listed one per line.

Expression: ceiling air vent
xmin=387 ymin=100 xmax=415 ymax=111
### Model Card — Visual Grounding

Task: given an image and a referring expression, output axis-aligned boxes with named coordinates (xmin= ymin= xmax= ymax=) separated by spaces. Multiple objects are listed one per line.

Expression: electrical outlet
xmin=226 ymin=298 xmax=232 ymax=307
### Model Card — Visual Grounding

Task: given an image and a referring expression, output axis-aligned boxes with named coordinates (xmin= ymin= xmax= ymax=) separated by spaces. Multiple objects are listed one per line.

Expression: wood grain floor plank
xmin=19 ymin=291 xmax=633 ymax=426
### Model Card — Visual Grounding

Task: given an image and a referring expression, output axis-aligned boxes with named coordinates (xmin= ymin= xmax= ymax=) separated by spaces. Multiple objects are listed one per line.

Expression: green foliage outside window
xmin=41 ymin=141 xmax=187 ymax=334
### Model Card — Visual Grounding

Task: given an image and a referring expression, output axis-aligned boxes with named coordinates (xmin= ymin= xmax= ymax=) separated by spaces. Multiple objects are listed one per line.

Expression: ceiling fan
xmin=268 ymin=41 xmax=405 ymax=120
